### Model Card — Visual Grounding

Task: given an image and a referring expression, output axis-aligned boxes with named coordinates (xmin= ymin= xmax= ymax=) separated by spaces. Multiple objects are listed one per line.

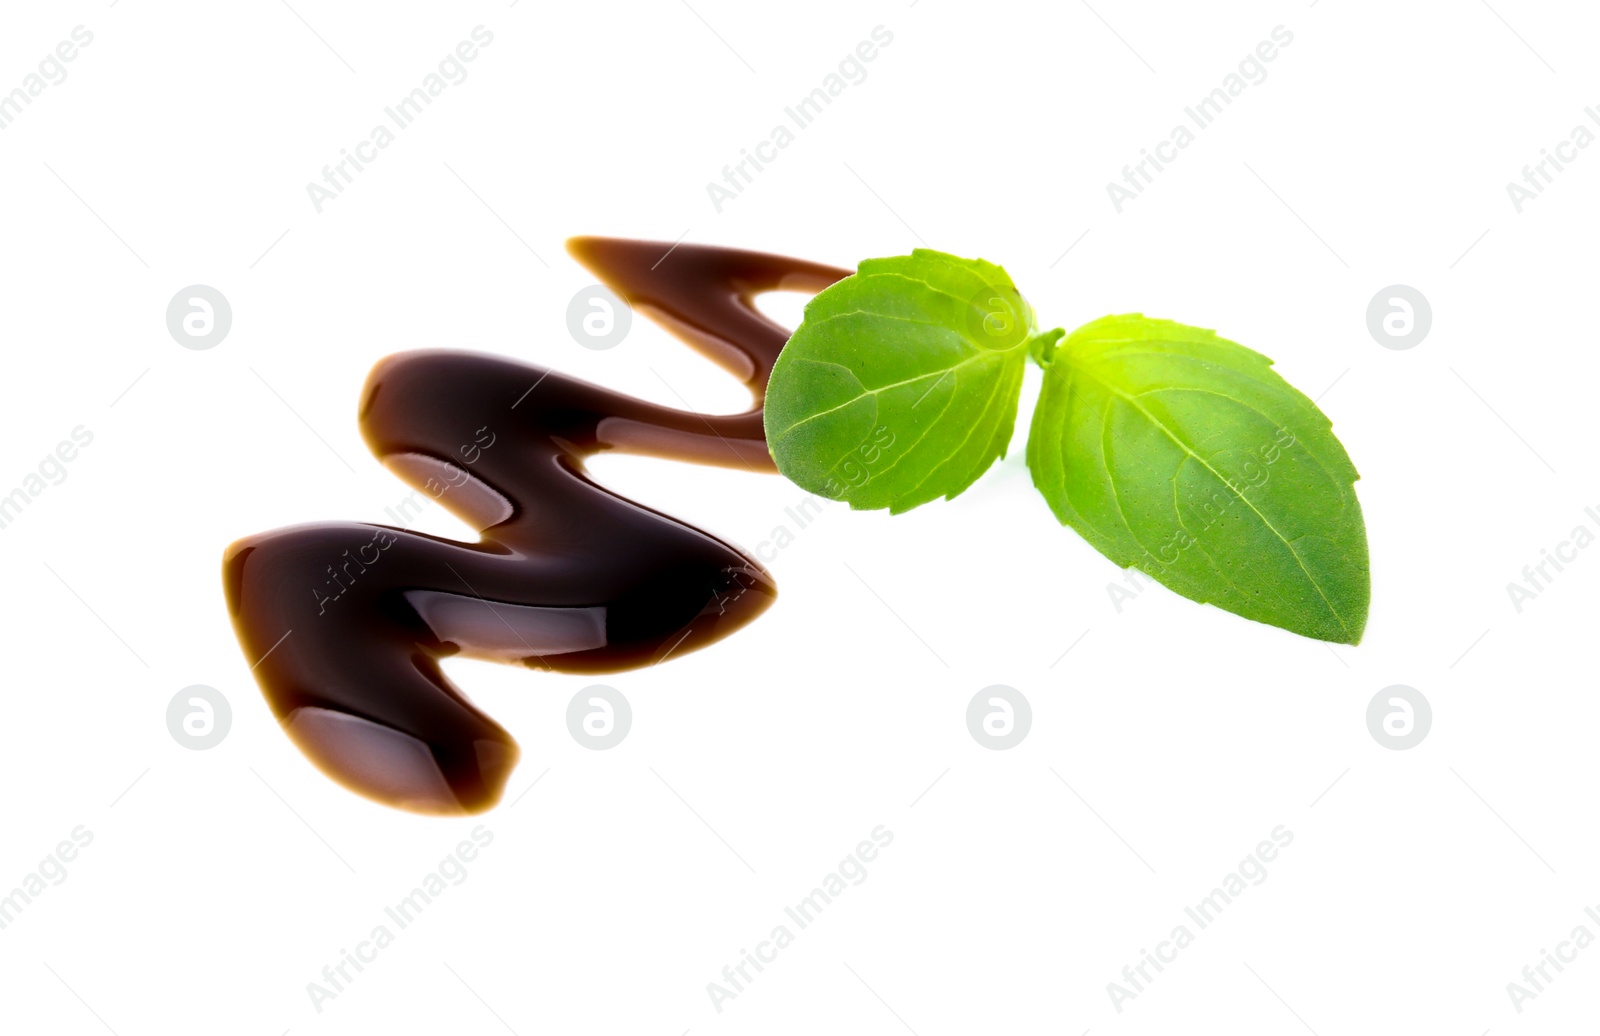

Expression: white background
xmin=0 ymin=0 xmax=1595 ymax=1032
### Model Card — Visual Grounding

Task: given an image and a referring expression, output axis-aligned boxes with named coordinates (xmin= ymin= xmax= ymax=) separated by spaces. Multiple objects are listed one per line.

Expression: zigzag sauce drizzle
xmin=223 ymin=238 xmax=847 ymax=814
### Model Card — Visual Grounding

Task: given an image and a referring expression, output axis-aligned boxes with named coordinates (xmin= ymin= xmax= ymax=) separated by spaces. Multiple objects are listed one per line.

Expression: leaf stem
xmin=1028 ymin=327 xmax=1067 ymax=368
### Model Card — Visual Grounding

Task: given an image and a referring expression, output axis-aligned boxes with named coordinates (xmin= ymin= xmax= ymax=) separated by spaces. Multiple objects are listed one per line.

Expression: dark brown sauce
xmin=223 ymin=238 xmax=848 ymax=815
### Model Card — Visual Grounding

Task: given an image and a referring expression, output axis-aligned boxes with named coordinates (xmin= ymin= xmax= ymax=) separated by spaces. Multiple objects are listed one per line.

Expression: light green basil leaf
xmin=764 ymin=250 xmax=1060 ymax=514
xmin=1027 ymin=315 xmax=1369 ymax=644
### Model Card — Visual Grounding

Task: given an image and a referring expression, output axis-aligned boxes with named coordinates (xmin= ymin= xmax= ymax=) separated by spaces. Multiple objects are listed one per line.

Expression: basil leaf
xmin=764 ymin=250 xmax=1059 ymax=513
xmin=1027 ymin=315 xmax=1369 ymax=644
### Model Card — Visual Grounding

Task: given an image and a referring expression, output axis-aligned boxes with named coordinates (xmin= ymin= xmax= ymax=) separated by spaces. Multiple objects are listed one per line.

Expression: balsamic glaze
xmin=223 ymin=238 xmax=848 ymax=814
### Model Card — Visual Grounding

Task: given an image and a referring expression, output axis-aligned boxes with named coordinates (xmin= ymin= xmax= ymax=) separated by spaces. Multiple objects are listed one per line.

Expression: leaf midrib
xmin=768 ymin=348 xmax=1014 ymax=441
